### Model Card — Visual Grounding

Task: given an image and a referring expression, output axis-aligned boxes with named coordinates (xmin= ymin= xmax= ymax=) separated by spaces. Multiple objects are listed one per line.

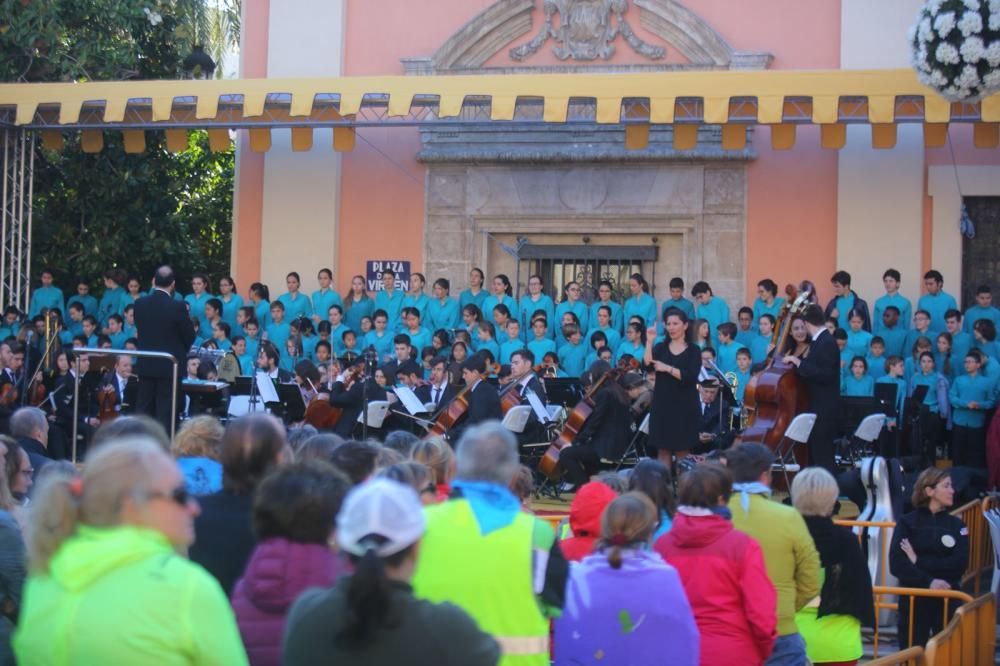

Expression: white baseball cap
xmin=336 ymin=478 xmax=426 ymax=557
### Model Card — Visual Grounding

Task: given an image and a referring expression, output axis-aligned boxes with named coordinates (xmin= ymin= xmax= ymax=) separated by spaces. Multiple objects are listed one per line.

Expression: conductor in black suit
xmin=450 ymin=353 xmax=501 ymax=443
xmin=134 ymin=266 xmax=196 ymax=434
xmin=783 ymin=303 xmax=840 ymax=473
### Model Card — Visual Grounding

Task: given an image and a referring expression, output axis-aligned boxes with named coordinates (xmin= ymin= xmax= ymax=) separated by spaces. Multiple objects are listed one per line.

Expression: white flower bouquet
xmin=910 ymin=0 xmax=1000 ymax=101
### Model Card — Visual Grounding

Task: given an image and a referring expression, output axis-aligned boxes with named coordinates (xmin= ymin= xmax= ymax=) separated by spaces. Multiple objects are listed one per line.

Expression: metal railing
xmin=870 ymin=586 xmax=973 ymax=658
xmin=951 ymin=496 xmax=999 ymax=594
xmin=72 ymin=348 xmax=178 ymax=461
xmin=923 ymin=592 xmax=995 ymax=666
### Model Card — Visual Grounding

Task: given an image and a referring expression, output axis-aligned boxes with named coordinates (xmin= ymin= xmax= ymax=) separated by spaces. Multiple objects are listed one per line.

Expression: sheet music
xmin=524 ymin=388 xmax=550 ymax=423
xmin=393 ymin=385 xmax=427 ymax=415
xmin=255 ymin=371 xmax=280 ymax=403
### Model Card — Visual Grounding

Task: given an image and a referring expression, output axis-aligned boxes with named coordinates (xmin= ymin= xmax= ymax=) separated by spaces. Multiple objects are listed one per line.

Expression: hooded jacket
xmin=554 ymin=548 xmax=699 ymax=665
xmin=656 ymin=512 xmax=777 ymax=666
xmin=13 ymin=525 xmax=248 ymax=665
xmin=231 ymin=538 xmax=350 ymax=666
xmin=559 ymin=482 xmax=617 ymax=562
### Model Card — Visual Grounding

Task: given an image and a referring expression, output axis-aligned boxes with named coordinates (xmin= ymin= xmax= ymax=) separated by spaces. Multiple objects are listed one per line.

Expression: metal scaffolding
xmin=1 ymin=128 xmax=33 ymax=313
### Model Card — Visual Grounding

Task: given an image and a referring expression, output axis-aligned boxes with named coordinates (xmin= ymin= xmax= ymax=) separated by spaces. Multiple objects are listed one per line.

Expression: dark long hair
xmin=339 ymin=540 xmax=415 ymax=646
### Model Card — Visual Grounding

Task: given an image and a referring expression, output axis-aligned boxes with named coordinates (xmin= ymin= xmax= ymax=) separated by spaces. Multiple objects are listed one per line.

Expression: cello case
xmin=858 ymin=456 xmax=898 ymax=626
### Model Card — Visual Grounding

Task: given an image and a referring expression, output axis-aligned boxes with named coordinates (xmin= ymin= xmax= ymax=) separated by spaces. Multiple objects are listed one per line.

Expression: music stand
xmin=231 ymin=376 xmax=254 ymax=396
xmin=874 ymin=382 xmax=901 ymax=458
xmin=276 ymin=384 xmax=306 ymax=423
xmin=904 ymin=384 xmax=930 ymax=463
xmin=543 ymin=378 xmax=583 ymax=408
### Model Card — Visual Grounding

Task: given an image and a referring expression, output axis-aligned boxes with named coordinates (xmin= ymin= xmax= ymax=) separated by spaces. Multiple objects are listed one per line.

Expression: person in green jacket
xmin=13 ymin=437 xmax=248 ymax=666
xmin=726 ymin=443 xmax=821 ymax=666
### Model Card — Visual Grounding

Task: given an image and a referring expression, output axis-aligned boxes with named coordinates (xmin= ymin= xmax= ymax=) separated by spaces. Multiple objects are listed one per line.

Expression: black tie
xmin=433 ymin=386 xmax=441 ymax=406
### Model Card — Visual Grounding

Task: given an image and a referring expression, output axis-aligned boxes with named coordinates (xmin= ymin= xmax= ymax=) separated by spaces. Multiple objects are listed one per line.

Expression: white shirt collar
xmin=811 ymin=327 xmax=825 ymax=342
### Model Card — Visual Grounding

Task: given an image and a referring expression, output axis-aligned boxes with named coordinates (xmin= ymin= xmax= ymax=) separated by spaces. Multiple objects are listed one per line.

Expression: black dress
xmin=648 ymin=342 xmax=702 ymax=453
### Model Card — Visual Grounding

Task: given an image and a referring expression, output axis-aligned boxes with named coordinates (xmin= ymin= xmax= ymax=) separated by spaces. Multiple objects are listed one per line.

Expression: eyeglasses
xmin=148 ymin=486 xmax=192 ymax=508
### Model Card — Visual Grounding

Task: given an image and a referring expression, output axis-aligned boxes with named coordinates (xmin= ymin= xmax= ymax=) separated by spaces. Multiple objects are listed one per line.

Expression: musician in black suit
xmin=257 ymin=341 xmax=294 ymax=384
xmin=53 ymin=350 xmax=101 ymax=458
xmin=134 ymin=266 xmax=196 ymax=434
xmin=328 ymin=367 xmax=388 ymax=438
xmin=557 ymin=360 xmax=632 ymax=489
xmin=504 ymin=348 xmax=549 ymax=446
xmin=696 ymin=378 xmax=723 ymax=453
xmin=450 ymin=353 xmax=501 ymax=443
xmin=783 ymin=303 xmax=841 ymax=473
xmin=414 ymin=356 xmax=459 ymax=415
xmin=105 ymin=354 xmax=139 ymax=416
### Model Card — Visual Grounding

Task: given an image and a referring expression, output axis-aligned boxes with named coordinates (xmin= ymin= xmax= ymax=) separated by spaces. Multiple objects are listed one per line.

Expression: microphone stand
xmin=361 ymin=346 xmax=377 ymax=440
xmin=708 ymin=360 xmax=734 ymax=445
xmin=248 ymin=326 xmax=265 ymax=414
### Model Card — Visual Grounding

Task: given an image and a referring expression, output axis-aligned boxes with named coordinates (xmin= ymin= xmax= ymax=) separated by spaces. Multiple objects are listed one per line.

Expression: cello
xmin=740 ymin=287 xmax=813 ymax=486
xmin=538 ymin=358 xmax=637 ymax=480
xmin=302 ymin=363 xmax=365 ymax=429
xmin=422 ymin=362 xmax=500 ymax=440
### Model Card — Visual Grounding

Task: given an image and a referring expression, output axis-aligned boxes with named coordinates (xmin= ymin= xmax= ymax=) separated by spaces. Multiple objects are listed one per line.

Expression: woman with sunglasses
xmin=14 ymin=437 xmax=249 ymax=664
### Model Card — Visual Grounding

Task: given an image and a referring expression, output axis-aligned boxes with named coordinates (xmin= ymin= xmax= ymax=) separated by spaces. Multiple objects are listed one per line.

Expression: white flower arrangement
xmin=911 ymin=0 xmax=1000 ymax=101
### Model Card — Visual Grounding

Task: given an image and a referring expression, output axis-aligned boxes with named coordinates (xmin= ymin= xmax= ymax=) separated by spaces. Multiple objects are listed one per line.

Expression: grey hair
xmin=791 ymin=467 xmax=840 ymax=517
xmin=455 ymin=421 xmax=518 ymax=485
xmin=10 ymin=407 xmax=48 ymax=439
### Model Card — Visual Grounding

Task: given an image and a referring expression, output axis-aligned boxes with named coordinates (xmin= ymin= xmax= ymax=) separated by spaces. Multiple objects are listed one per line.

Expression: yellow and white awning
xmin=1 ymin=68 xmax=998 ymax=153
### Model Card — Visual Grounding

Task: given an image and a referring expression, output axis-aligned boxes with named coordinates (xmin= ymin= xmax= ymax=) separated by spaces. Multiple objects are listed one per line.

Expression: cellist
xmin=781 ymin=304 xmax=841 ymax=473
xmin=502 ymin=348 xmax=550 ymax=448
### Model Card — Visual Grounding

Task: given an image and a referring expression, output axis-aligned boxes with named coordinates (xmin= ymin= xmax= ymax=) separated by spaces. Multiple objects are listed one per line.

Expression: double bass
xmin=741 ymin=287 xmax=813 ymax=485
xmin=538 ymin=358 xmax=637 ymax=480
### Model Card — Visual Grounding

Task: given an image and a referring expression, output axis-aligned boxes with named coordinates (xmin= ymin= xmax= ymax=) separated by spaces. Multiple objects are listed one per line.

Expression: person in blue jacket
xmin=824 ymin=270 xmax=871 ymax=332
xmin=964 ymin=285 xmax=1000 ymax=334
xmin=519 ymin=274 xmax=556 ymax=342
xmin=624 ymin=274 xmax=657 ymax=332
xmin=457 ymin=268 xmax=487 ymax=327
xmin=842 ymin=356 xmax=875 ymax=397
xmin=425 ymin=278 xmax=459 ymax=334
xmin=691 ymin=281 xmax=730 ymax=347
xmin=873 ymin=268 xmax=912 ymax=336
xmin=661 ymin=277 xmax=695 ymax=322
xmin=28 ymin=268 xmax=65 ymax=318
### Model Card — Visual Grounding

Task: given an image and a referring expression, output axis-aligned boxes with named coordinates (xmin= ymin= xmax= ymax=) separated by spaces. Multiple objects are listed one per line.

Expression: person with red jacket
xmin=656 ymin=463 xmax=777 ymax=666
xmin=558 ymin=481 xmax=618 ymax=562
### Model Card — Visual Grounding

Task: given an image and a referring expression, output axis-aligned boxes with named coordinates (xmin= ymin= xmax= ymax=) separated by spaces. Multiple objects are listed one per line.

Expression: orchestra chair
xmin=612 ymin=412 xmax=649 ymax=471
xmin=773 ymin=413 xmax=816 ymax=490
xmin=501 ymin=405 xmax=532 ymax=435
xmin=845 ymin=413 xmax=886 ymax=465
xmin=357 ymin=400 xmax=391 ymax=429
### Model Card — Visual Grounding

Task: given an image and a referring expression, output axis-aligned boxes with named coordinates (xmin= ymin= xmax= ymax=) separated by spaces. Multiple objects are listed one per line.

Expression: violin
xmin=538 ymin=358 xmax=638 ymax=480
xmin=0 ymin=383 xmax=18 ymax=408
xmin=303 ymin=363 xmax=364 ymax=429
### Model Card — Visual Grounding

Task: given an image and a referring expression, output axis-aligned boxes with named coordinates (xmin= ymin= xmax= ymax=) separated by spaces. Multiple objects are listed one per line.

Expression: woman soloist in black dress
xmin=644 ymin=307 xmax=702 ymax=468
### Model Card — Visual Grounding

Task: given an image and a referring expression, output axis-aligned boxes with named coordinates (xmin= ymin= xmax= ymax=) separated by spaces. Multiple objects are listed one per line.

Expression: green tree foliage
xmin=0 ymin=0 xmax=235 ymax=289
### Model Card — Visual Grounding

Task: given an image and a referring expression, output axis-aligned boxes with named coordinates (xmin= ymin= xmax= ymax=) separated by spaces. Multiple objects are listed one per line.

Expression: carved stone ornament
xmin=510 ymin=0 xmax=665 ymax=61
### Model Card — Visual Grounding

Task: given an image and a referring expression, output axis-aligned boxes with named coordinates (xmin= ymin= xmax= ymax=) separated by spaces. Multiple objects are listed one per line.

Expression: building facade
xmin=231 ymin=0 xmax=1000 ymax=309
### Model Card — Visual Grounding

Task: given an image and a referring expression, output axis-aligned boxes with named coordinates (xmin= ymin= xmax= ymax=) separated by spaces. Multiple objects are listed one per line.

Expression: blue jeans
xmin=764 ymin=633 xmax=807 ymax=666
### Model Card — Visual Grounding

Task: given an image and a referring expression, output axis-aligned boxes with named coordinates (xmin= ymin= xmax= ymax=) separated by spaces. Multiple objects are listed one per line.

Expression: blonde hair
xmin=791 ymin=467 xmax=839 ymax=517
xmin=410 ymin=437 xmax=454 ymax=486
xmin=0 ymin=435 xmax=18 ymax=511
xmin=171 ymin=415 xmax=224 ymax=459
xmin=28 ymin=437 xmax=168 ymax=574
xmin=600 ymin=492 xmax=657 ymax=569
xmin=912 ymin=467 xmax=951 ymax=509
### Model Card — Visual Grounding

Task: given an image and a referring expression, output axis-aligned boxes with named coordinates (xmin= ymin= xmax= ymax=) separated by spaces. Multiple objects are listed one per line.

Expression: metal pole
xmin=170 ymin=358 xmax=178 ymax=441
xmin=71 ymin=356 xmax=80 ymax=464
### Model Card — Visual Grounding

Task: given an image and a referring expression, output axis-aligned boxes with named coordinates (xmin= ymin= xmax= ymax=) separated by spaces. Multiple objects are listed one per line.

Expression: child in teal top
xmin=458 ymin=269 xmax=487 ymax=327
xmin=590 ymin=280 xmax=624 ymax=334
xmin=491 ymin=304 xmax=513 ymax=346
xmin=278 ymin=272 xmax=313 ymax=323
xmin=905 ymin=310 xmax=938 ymax=356
xmin=833 ymin=328 xmax=851 ymax=379
xmin=715 ymin=323 xmax=740 ymax=375
xmin=426 ymin=279 xmax=459 ymax=333
xmin=243 ymin=322 xmax=260 ymax=361
xmin=401 ymin=273 xmax=430 ymax=321
xmin=519 ymin=276 xmax=556 ymax=341
xmin=184 ymin=274 xmax=212 ymax=334
xmin=866 ymin=338 xmax=888 ymax=381
xmin=67 ymin=279 xmax=99 ymax=317
xmin=845 ymin=311 xmax=873 ymax=359
xmin=499 ymin=320 xmax=523 ymax=365
xmin=557 ymin=324 xmax=588 ymax=377
xmin=310 ymin=269 xmax=342 ymax=326
xmin=692 ymin=281 xmax=730 ymax=346
xmin=481 ymin=275 xmax=517 ymax=334
xmin=212 ymin=321 xmax=232 ymax=351
xmin=944 ymin=310 xmax=973 ymax=373
xmin=218 ymin=277 xmax=244 ymax=329
xmin=751 ymin=315 xmax=776 ymax=364
xmin=905 ymin=338 xmax=934 ymax=383
xmin=949 ymin=351 xmax=996 ymax=429
xmin=963 ymin=286 xmax=1000 ymax=334
xmin=28 ymin=270 xmax=65 ymax=318
xmin=877 ymin=306 xmax=908 ymax=357
xmin=663 ymin=278 xmax=696 ymax=322
xmin=752 ymin=278 xmax=784 ymax=326
xmin=615 ymin=323 xmax=645 ymax=364
xmin=909 ymin=351 xmax=950 ymax=420
xmin=475 ymin=321 xmax=501 ymax=363
xmin=733 ymin=349 xmax=752 ymax=404
xmin=265 ymin=302 xmax=291 ymax=352
xmin=555 ymin=282 xmax=590 ymax=337
xmin=373 ymin=269 xmax=405 ymax=331
xmin=99 ymin=274 xmax=126 ymax=327
xmin=106 ymin=315 xmax=129 ymax=350
xmin=917 ymin=272 xmax=957 ymax=333
xmin=623 ymin=275 xmax=657 ymax=330
xmin=325 ymin=306 xmax=351 ymax=355
xmin=364 ymin=310 xmax=395 ymax=362
xmin=735 ymin=308 xmax=756 ymax=349
xmin=232 ymin=336 xmax=253 ymax=375
xmin=876 ymin=356 xmax=907 ymax=428
xmin=584 ymin=331 xmax=609 ymax=369
xmin=401 ymin=307 xmax=432 ymax=353
xmin=555 ymin=311 xmax=581 ymax=349
xmin=873 ymin=269 xmax=912 ymax=334
xmin=842 ymin=357 xmax=875 ymax=397
xmin=341 ymin=330 xmax=360 ymax=360
xmin=527 ymin=317 xmax=556 ymax=362
xmin=586 ymin=305 xmax=621 ymax=353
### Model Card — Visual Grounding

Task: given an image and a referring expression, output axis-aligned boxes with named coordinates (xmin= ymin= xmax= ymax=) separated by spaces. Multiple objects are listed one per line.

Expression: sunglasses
xmin=148 ymin=486 xmax=192 ymax=507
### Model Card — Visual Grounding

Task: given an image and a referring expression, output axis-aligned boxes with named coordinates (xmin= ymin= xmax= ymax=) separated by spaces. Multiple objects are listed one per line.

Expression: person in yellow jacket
xmin=725 ymin=443 xmax=821 ymax=666
xmin=14 ymin=437 xmax=248 ymax=666
xmin=412 ymin=421 xmax=568 ymax=666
